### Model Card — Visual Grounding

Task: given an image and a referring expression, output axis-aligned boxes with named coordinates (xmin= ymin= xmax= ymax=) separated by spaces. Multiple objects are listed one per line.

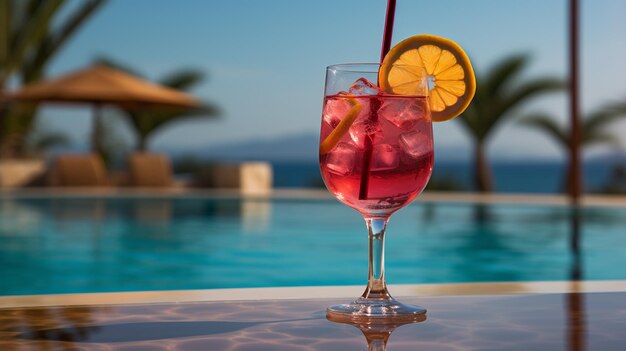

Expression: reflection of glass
xmin=327 ymin=312 xmax=426 ymax=351
xmin=319 ymin=64 xmax=432 ymax=319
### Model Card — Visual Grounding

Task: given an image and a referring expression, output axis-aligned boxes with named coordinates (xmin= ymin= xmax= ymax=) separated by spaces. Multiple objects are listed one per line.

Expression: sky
xmin=34 ymin=0 xmax=626 ymax=161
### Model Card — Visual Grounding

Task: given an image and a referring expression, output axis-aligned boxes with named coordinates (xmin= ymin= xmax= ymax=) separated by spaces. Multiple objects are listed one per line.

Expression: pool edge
xmin=2 ymin=188 xmax=625 ymax=207
xmin=2 ymin=280 xmax=626 ymax=308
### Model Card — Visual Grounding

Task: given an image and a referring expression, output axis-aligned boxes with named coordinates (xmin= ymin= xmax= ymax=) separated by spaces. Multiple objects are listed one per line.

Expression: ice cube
xmin=326 ymin=142 xmax=358 ymax=175
xmin=349 ymin=77 xmax=381 ymax=96
xmin=349 ymin=117 xmax=383 ymax=148
xmin=415 ymin=116 xmax=433 ymax=135
xmin=372 ymin=144 xmax=400 ymax=170
xmin=379 ymin=99 xmax=426 ymax=130
xmin=399 ymin=131 xmax=432 ymax=158
xmin=323 ymin=97 xmax=352 ymax=128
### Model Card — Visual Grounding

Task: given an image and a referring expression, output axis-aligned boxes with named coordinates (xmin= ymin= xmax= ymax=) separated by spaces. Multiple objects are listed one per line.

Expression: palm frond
xmin=454 ymin=53 xmax=564 ymax=144
xmin=519 ymin=113 xmax=568 ymax=149
xmin=5 ymin=0 xmax=64 ymax=75
xmin=125 ymin=101 xmax=220 ymax=144
xmin=583 ymin=131 xmax=621 ymax=148
xmin=0 ymin=0 xmax=10 ymax=68
xmin=600 ymin=100 xmax=626 ymax=112
xmin=177 ymin=102 xmax=220 ymax=117
xmin=29 ymin=0 xmax=108 ymax=74
xmin=490 ymin=77 xmax=564 ymax=129
xmin=484 ymin=54 xmax=528 ymax=97
xmin=141 ymin=103 xmax=220 ymax=132
xmin=8 ymin=1 xmax=33 ymax=51
xmin=455 ymin=105 xmax=484 ymax=141
xmin=29 ymin=130 xmax=71 ymax=152
xmin=160 ymin=69 xmax=205 ymax=91
xmin=93 ymin=56 xmax=144 ymax=77
xmin=583 ymin=105 xmax=626 ymax=133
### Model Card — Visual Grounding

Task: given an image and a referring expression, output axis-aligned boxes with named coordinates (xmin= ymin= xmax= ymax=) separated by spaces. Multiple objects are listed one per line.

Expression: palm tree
xmin=520 ymin=102 xmax=626 ymax=193
xmin=96 ymin=58 xmax=220 ymax=151
xmin=0 ymin=0 xmax=108 ymax=158
xmin=128 ymin=70 xmax=219 ymax=151
xmin=25 ymin=124 xmax=71 ymax=156
xmin=456 ymin=54 xmax=564 ymax=192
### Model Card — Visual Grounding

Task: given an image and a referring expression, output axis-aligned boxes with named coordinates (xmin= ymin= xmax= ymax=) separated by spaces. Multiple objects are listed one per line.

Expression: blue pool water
xmin=1 ymin=195 xmax=626 ymax=295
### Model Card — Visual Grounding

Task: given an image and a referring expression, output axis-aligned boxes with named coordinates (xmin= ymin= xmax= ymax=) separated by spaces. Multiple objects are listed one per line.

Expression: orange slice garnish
xmin=379 ymin=34 xmax=476 ymax=122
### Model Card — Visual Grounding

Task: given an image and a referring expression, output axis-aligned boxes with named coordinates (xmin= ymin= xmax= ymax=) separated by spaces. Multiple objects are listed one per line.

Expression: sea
xmin=271 ymin=159 xmax=624 ymax=193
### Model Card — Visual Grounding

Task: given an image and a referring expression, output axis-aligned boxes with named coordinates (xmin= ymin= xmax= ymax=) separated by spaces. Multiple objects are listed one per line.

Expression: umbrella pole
xmin=91 ymin=103 xmax=103 ymax=154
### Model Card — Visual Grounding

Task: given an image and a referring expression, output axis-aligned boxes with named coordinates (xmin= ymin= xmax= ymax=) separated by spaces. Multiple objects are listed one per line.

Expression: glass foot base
xmin=327 ymin=297 xmax=426 ymax=323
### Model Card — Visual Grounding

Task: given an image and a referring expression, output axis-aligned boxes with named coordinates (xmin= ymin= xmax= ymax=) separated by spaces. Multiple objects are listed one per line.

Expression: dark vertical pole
xmin=567 ymin=4 xmax=585 ymax=347
xmin=568 ymin=0 xmax=581 ymax=204
xmin=91 ymin=103 xmax=102 ymax=153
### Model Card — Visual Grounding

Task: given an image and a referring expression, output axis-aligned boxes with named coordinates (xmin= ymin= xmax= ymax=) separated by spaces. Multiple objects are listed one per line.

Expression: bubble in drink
xmin=326 ymin=142 xmax=359 ymax=175
xmin=379 ymin=99 xmax=427 ymax=130
xmin=349 ymin=78 xmax=381 ymax=96
xmin=349 ymin=114 xmax=383 ymax=148
xmin=399 ymin=131 xmax=432 ymax=158
xmin=372 ymin=144 xmax=400 ymax=170
xmin=323 ymin=97 xmax=352 ymax=128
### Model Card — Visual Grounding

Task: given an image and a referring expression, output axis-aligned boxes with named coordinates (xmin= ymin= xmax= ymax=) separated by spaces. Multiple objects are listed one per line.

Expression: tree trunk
xmin=137 ymin=135 xmax=147 ymax=152
xmin=0 ymin=134 xmax=23 ymax=159
xmin=0 ymin=105 xmax=7 ymax=159
xmin=474 ymin=141 xmax=493 ymax=192
xmin=0 ymin=69 xmax=44 ymax=159
xmin=564 ymin=160 xmax=582 ymax=195
xmin=0 ymin=105 xmax=37 ymax=159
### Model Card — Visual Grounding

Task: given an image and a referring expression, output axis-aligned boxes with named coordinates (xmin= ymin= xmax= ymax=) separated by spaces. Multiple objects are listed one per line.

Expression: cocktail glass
xmin=319 ymin=63 xmax=432 ymax=321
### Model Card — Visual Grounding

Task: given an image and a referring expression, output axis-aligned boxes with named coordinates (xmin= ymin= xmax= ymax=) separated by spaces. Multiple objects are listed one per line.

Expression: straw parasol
xmin=5 ymin=64 xmax=202 ymax=152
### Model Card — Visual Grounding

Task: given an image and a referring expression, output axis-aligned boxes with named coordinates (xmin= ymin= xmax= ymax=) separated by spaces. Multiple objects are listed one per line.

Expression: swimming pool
xmin=1 ymin=194 xmax=625 ymax=295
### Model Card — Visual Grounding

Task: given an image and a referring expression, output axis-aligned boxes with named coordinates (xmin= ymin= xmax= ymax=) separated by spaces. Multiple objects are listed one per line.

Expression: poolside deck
xmin=1 ymin=281 xmax=625 ymax=350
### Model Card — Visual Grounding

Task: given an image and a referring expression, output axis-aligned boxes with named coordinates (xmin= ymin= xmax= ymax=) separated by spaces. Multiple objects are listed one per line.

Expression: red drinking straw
xmin=379 ymin=0 xmax=397 ymax=63
xmin=358 ymin=0 xmax=396 ymax=200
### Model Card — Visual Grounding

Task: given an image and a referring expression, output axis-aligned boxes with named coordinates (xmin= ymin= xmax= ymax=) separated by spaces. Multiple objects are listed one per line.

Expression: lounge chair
xmin=212 ymin=161 xmax=273 ymax=195
xmin=51 ymin=154 xmax=109 ymax=187
xmin=128 ymin=153 xmax=173 ymax=187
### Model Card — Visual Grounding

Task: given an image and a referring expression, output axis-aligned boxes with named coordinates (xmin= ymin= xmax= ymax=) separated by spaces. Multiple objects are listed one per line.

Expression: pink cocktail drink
xmin=320 ymin=65 xmax=434 ymax=320
xmin=320 ymin=93 xmax=433 ymax=216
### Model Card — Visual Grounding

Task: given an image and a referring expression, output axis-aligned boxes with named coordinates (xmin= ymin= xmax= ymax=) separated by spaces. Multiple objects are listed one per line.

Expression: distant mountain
xmin=173 ymin=132 xmax=320 ymax=162
xmin=57 ymin=129 xmax=626 ymax=165
xmin=167 ymin=131 xmax=496 ymax=163
xmin=586 ymin=149 xmax=626 ymax=164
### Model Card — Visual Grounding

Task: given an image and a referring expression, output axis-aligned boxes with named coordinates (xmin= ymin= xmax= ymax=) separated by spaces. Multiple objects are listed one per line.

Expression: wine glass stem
xmin=362 ymin=216 xmax=392 ymax=300
xmin=368 ymin=338 xmax=387 ymax=351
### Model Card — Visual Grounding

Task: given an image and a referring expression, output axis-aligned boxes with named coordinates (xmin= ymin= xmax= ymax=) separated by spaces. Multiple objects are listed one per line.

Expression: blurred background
xmin=1 ymin=0 xmax=625 ymax=194
xmin=2 ymin=0 xmax=626 ymax=298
